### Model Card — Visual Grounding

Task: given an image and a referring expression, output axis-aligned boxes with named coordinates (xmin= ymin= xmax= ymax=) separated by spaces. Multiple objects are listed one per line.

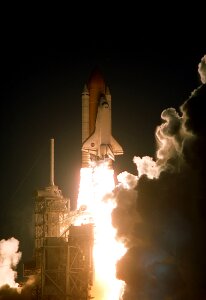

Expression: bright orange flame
xmin=77 ymin=162 xmax=126 ymax=300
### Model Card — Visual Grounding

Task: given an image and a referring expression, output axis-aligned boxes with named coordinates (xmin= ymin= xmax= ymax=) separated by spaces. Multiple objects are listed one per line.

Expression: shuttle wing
xmin=111 ymin=136 xmax=124 ymax=155
xmin=82 ymin=135 xmax=123 ymax=161
xmin=82 ymin=132 xmax=99 ymax=155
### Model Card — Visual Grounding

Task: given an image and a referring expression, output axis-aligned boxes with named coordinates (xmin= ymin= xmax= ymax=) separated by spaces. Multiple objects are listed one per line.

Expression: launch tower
xmin=24 ymin=139 xmax=94 ymax=299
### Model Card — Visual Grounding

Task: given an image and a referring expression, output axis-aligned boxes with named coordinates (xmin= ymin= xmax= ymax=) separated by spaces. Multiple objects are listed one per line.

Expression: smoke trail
xmin=198 ymin=54 xmax=206 ymax=84
xmin=112 ymin=55 xmax=206 ymax=299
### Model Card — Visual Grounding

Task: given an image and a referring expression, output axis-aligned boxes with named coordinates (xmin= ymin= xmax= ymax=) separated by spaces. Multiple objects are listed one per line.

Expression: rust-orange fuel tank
xmin=87 ymin=68 xmax=106 ymax=134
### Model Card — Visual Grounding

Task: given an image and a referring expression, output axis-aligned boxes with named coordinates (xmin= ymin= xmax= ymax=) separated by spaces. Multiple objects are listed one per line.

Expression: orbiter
xmin=81 ymin=68 xmax=123 ymax=167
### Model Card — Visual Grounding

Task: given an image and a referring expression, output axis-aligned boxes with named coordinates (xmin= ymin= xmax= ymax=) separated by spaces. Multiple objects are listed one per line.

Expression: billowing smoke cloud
xmin=0 ymin=238 xmax=22 ymax=288
xmin=112 ymin=55 xmax=206 ymax=300
xmin=0 ymin=279 xmax=37 ymax=300
xmin=0 ymin=238 xmax=37 ymax=299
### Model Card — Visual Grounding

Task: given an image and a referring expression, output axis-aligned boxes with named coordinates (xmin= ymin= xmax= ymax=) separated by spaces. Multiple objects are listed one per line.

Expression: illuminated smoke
xmin=198 ymin=54 xmax=206 ymax=83
xmin=0 ymin=239 xmax=40 ymax=299
xmin=112 ymin=55 xmax=206 ymax=299
xmin=133 ymin=156 xmax=159 ymax=179
xmin=0 ymin=237 xmax=21 ymax=288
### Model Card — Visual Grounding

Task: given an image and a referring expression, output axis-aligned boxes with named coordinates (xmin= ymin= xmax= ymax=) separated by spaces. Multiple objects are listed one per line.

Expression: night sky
xmin=0 ymin=22 xmax=205 ymax=298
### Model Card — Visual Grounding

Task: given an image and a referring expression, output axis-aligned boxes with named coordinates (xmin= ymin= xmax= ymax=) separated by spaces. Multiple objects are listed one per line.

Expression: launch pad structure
xmin=23 ymin=69 xmax=123 ymax=299
xmin=24 ymin=139 xmax=94 ymax=300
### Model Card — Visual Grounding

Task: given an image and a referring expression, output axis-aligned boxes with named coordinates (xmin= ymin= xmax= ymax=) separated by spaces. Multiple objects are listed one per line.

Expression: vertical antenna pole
xmin=50 ymin=138 xmax=54 ymax=186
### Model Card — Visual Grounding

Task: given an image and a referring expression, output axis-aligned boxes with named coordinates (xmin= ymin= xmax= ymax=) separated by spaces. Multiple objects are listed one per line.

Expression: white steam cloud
xmin=133 ymin=156 xmax=159 ymax=179
xmin=117 ymin=171 xmax=138 ymax=189
xmin=0 ymin=237 xmax=22 ymax=288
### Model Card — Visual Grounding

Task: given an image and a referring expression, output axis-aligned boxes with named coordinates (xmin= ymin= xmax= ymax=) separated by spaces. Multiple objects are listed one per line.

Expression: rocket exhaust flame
xmin=76 ymin=162 xmax=126 ymax=300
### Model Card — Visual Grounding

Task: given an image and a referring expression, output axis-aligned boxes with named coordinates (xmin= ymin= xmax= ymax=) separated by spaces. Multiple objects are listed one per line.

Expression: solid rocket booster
xmin=81 ymin=68 xmax=123 ymax=167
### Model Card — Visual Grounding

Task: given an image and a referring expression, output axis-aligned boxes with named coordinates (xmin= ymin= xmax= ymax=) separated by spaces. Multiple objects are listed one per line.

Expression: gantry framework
xmin=23 ymin=139 xmax=95 ymax=299
xmin=30 ymin=184 xmax=94 ymax=300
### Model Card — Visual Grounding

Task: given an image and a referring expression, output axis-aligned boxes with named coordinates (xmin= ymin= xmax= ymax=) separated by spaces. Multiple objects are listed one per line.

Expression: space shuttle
xmin=81 ymin=68 xmax=123 ymax=167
